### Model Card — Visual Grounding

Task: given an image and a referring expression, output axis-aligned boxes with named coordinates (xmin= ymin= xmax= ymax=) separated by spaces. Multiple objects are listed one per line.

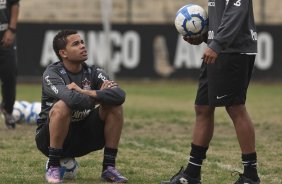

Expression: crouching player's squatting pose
xmin=35 ymin=30 xmax=128 ymax=183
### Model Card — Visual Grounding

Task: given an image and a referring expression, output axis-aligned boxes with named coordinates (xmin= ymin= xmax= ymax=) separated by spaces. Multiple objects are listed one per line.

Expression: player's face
xmin=62 ymin=34 xmax=88 ymax=63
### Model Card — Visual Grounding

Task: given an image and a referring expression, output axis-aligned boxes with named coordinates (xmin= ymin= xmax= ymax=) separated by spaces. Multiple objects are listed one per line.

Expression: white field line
xmin=123 ymin=140 xmax=282 ymax=183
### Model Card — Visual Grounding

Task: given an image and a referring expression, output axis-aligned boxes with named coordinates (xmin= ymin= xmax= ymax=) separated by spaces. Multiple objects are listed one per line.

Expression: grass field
xmin=0 ymin=81 xmax=281 ymax=184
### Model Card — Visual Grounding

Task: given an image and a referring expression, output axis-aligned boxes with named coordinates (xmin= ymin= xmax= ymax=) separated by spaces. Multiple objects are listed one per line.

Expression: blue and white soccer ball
xmin=12 ymin=101 xmax=28 ymax=123
xmin=45 ymin=157 xmax=78 ymax=180
xmin=12 ymin=101 xmax=41 ymax=124
xmin=60 ymin=157 xmax=79 ymax=179
xmin=18 ymin=100 xmax=32 ymax=122
xmin=25 ymin=102 xmax=41 ymax=124
xmin=175 ymin=4 xmax=208 ymax=37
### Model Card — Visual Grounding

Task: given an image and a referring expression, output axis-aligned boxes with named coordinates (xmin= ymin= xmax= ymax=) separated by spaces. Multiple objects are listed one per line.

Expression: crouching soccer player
xmin=35 ymin=30 xmax=128 ymax=183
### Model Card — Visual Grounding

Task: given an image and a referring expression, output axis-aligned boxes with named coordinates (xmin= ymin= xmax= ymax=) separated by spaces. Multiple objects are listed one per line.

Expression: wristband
xmin=8 ymin=27 xmax=16 ymax=34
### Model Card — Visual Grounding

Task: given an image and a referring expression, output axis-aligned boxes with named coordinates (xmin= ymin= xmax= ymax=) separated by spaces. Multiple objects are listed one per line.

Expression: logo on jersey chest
xmin=82 ymin=78 xmax=91 ymax=90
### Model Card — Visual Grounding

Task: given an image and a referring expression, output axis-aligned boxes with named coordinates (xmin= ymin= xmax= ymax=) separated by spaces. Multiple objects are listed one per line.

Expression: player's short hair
xmin=53 ymin=30 xmax=78 ymax=61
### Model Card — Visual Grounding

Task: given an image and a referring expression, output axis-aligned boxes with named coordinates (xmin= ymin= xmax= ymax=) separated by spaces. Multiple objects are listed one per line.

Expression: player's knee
xmin=108 ymin=105 xmax=123 ymax=117
xmin=225 ymin=105 xmax=247 ymax=119
xmin=112 ymin=105 xmax=123 ymax=114
xmin=49 ymin=100 xmax=71 ymax=119
xmin=100 ymin=105 xmax=123 ymax=120
xmin=194 ymin=105 xmax=214 ymax=117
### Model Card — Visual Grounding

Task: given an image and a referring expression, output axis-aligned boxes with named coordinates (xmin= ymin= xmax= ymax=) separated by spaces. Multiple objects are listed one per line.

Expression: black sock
xmin=184 ymin=143 xmax=208 ymax=179
xmin=47 ymin=147 xmax=63 ymax=169
xmin=103 ymin=147 xmax=118 ymax=171
xmin=242 ymin=152 xmax=259 ymax=181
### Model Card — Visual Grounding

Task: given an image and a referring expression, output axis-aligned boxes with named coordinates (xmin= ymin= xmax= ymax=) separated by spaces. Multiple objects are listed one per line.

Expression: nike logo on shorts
xmin=216 ymin=94 xmax=228 ymax=99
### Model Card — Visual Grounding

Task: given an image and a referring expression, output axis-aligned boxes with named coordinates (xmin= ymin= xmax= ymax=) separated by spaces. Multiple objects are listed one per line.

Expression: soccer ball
xmin=12 ymin=100 xmax=41 ymax=124
xmin=12 ymin=101 xmax=26 ymax=123
xmin=60 ymin=157 xmax=78 ymax=179
xmin=175 ymin=4 xmax=208 ymax=37
xmin=25 ymin=102 xmax=41 ymax=124
xmin=46 ymin=157 xmax=79 ymax=180
xmin=17 ymin=100 xmax=32 ymax=122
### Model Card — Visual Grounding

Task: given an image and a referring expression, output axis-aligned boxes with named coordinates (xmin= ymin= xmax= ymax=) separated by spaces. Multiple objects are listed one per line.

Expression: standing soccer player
xmin=161 ymin=0 xmax=260 ymax=183
xmin=35 ymin=30 xmax=128 ymax=183
xmin=0 ymin=0 xmax=20 ymax=129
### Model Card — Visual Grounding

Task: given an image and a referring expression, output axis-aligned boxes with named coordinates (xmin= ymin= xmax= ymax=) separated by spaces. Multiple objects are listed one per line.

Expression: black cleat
xmin=161 ymin=167 xmax=201 ymax=184
xmin=233 ymin=172 xmax=260 ymax=184
xmin=2 ymin=110 xmax=16 ymax=129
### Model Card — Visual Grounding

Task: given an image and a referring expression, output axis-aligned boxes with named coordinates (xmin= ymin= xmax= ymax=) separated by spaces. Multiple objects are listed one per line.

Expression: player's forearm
xmin=9 ymin=3 xmax=19 ymax=30
xmin=79 ymin=87 xmax=125 ymax=105
xmin=95 ymin=88 xmax=126 ymax=105
xmin=79 ymin=89 xmax=98 ymax=98
xmin=66 ymin=94 xmax=96 ymax=110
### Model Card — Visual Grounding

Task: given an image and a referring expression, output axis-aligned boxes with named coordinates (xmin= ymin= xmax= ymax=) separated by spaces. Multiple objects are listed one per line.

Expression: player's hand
xmin=202 ymin=47 xmax=218 ymax=64
xmin=0 ymin=30 xmax=15 ymax=48
xmin=100 ymin=80 xmax=118 ymax=90
xmin=183 ymin=35 xmax=203 ymax=45
xmin=67 ymin=82 xmax=83 ymax=93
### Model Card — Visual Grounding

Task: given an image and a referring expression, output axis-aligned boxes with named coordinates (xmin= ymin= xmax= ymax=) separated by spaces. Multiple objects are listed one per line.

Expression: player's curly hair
xmin=53 ymin=30 xmax=77 ymax=61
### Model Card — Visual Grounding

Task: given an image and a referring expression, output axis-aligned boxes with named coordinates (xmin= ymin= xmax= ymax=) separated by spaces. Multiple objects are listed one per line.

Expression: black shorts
xmin=195 ymin=53 xmax=255 ymax=107
xmin=35 ymin=107 xmax=105 ymax=157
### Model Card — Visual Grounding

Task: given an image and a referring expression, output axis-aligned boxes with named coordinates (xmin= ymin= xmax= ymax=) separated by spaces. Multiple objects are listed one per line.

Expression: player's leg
xmin=54 ymin=105 xmax=126 ymax=182
xmin=49 ymin=100 xmax=72 ymax=149
xmin=99 ymin=104 xmax=123 ymax=149
xmin=183 ymin=105 xmax=214 ymax=179
xmin=65 ymin=105 xmax=125 ymax=182
xmin=99 ymin=104 xmax=128 ymax=183
xmin=223 ymin=54 xmax=259 ymax=183
xmin=226 ymin=105 xmax=255 ymax=153
xmin=0 ymin=48 xmax=17 ymax=129
xmin=226 ymin=105 xmax=259 ymax=183
xmin=46 ymin=100 xmax=72 ymax=183
xmin=182 ymin=62 xmax=215 ymax=181
xmin=161 ymin=62 xmax=213 ymax=184
xmin=192 ymin=105 xmax=215 ymax=147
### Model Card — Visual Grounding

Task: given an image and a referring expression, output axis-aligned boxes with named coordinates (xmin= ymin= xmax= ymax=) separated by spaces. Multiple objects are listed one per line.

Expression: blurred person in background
xmin=0 ymin=0 xmax=20 ymax=129
xmin=161 ymin=0 xmax=260 ymax=184
xmin=35 ymin=30 xmax=128 ymax=183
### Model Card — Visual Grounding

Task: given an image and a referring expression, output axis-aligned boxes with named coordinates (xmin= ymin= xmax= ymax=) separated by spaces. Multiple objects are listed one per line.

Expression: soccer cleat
xmin=101 ymin=166 xmax=128 ymax=183
xmin=1 ymin=108 xmax=16 ymax=129
xmin=233 ymin=172 xmax=260 ymax=184
xmin=161 ymin=167 xmax=201 ymax=184
xmin=45 ymin=166 xmax=63 ymax=183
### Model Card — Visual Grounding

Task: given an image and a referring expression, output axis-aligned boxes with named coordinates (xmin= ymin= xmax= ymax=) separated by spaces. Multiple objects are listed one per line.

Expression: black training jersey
xmin=207 ymin=0 xmax=257 ymax=54
xmin=37 ymin=61 xmax=125 ymax=126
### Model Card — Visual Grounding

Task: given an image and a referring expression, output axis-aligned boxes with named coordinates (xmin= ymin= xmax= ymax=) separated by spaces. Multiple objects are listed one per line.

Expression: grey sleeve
xmin=96 ymin=88 xmax=126 ymax=105
xmin=43 ymin=70 xmax=96 ymax=110
xmin=91 ymin=66 xmax=126 ymax=105
xmin=208 ymin=0 xmax=250 ymax=53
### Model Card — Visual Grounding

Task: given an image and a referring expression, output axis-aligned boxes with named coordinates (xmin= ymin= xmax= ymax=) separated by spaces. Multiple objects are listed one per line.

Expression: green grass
xmin=0 ymin=81 xmax=282 ymax=183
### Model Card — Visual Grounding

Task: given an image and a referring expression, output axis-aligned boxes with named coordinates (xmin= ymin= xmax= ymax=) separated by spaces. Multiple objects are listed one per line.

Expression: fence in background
xmin=19 ymin=0 xmax=281 ymax=25
xmin=17 ymin=23 xmax=282 ymax=81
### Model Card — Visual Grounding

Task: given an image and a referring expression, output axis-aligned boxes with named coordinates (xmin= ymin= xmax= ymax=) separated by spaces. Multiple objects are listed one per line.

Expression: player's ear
xmin=59 ymin=49 xmax=67 ymax=58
